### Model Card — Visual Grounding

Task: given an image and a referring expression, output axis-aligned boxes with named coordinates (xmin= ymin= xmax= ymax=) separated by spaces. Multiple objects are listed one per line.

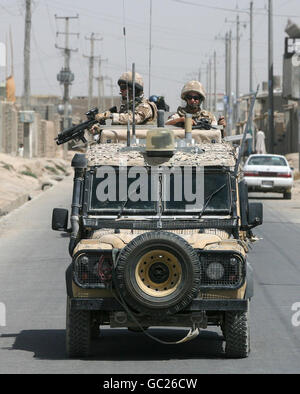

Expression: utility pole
xmin=250 ymin=1 xmax=253 ymax=93
xmin=23 ymin=0 xmax=31 ymax=110
xmin=94 ymin=57 xmax=108 ymax=111
xmin=204 ymin=62 xmax=209 ymax=110
xmin=198 ymin=67 xmax=201 ymax=82
xmin=228 ymin=13 xmax=247 ymax=127
xmin=215 ymin=31 xmax=231 ymax=129
xmin=213 ymin=50 xmax=217 ymax=113
xmin=268 ymin=0 xmax=275 ymax=153
xmin=55 ymin=15 xmax=78 ymax=159
xmin=215 ymin=32 xmax=229 ymax=128
xmin=105 ymin=76 xmax=114 ymax=108
xmin=21 ymin=0 xmax=34 ymax=159
xmin=226 ymin=13 xmax=247 ymax=130
xmin=227 ymin=30 xmax=232 ymax=135
xmin=84 ymin=33 xmax=103 ymax=110
xmin=223 ymin=31 xmax=232 ymax=135
xmin=249 ymin=1 xmax=254 ymax=152
xmin=208 ymin=57 xmax=212 ymax=112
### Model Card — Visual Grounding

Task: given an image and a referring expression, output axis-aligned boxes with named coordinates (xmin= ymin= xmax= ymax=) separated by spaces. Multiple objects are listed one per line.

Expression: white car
xmin=243 ymin=154 xmax=293 ymax=199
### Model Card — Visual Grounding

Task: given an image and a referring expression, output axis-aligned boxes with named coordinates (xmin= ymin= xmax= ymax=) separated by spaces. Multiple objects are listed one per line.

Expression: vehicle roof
xmin=87 ymin=141 xmax=237 ymax=168
xmin=247 ymin=153 xmax=286 ymax=159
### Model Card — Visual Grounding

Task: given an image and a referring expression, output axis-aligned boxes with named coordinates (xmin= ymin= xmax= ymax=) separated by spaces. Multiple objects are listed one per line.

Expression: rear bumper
xmin=70 ymin=297 xmax=249 ymax=312
xmin=245 ymin=176 xmax=293 ymax=192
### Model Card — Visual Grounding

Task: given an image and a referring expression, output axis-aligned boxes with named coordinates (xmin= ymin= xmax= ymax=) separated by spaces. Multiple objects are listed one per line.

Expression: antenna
xmin=234 ymin=85 xmax=259 ymax=177
xmin=122 ymin=0 xmax=131 ymax=147
xmin=148 ymin=0 xmax=153 ymax=97
xmin=132 ymin=62 xmax=136 ymax=139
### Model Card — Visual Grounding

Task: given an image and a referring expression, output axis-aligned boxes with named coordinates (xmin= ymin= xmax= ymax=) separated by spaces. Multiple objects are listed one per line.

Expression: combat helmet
xmin=149 ymin=95 xmax=158 ymax=103
xmin=181 ymin=81 xmax=206 ymax=101
xmin=118 ymin=71 xmax=144 ymax=95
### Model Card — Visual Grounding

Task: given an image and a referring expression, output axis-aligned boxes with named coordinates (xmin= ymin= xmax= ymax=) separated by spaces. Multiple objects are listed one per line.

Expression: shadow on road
xmin=8 ymin=328 xmax=225 ymax=361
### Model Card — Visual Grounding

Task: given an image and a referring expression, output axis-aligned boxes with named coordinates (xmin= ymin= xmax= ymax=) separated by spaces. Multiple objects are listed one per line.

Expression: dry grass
xmin=294 ymin=171 xmax=300 ymax=181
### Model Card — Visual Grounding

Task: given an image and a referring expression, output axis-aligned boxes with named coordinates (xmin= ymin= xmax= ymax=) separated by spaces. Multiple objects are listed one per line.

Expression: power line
xmin=31 ymin=24 xmax=55 ymax=90
xmin=172 ymin=0 xmax=249 ymax=14
xmin=171 ymin=0 xmax=300 ymax=18
xmin=0 ymin=2 xmax=20 ymax=16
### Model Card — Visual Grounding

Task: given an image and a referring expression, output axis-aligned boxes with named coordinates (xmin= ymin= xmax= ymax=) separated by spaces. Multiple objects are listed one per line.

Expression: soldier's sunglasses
xmin=186 ymin=95 xmax=201 ymax=100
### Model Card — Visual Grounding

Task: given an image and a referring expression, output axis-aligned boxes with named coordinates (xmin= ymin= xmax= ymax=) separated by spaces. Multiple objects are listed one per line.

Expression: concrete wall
xmin=1 ymin=94 xmax=121 ymax=157
xmin=0 ymin=102 xmax=18 ymax=155
xmin=0 ymin=100 xmax=62 ymax=158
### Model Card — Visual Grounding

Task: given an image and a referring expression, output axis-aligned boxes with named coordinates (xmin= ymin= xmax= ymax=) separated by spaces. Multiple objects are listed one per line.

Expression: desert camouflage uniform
xmin=168 ymin=106 xmax=217 ymax=128
xmin=112 ymin=96 xmax=157 ymax=125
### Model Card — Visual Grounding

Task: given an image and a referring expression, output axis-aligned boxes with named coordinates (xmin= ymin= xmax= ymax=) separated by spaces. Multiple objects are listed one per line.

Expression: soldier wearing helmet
xmin=166 ymin=81 xmax=225 ymax=128
xmin=91 ymin=71 xmax=157 ymax=130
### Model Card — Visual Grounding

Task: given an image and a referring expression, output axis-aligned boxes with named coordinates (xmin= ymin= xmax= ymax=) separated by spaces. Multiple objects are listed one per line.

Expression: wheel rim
xmin=135 ymin=249 xmax=182 ymax=297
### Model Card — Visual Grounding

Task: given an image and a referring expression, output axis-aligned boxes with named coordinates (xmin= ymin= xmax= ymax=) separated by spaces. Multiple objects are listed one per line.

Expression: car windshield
xmin=88 ymin=166 xmax=231 ymax=215
xmin=247 ymin=156 xmax=287 ymax=166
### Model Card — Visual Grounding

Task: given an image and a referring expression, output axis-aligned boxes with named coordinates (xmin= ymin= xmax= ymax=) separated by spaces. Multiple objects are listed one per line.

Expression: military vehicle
xmin=52 ymin=100 xmax=262 ymax=359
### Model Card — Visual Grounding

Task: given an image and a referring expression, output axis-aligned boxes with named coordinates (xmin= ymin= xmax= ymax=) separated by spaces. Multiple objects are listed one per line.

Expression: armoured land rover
xmin=52 ymin=113 xmax=263 ymax=359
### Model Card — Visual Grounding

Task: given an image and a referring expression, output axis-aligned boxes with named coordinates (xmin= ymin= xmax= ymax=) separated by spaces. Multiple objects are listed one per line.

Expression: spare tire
xmin=115 ymin=231 xmax=201 ymax=316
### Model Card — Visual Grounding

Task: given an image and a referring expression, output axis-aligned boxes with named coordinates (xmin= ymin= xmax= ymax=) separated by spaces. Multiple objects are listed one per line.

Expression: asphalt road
xmin=0 ymin=178 xmax=299 ymax=374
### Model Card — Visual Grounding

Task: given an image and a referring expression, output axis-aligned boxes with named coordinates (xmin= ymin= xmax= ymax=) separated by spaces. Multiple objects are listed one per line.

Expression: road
xmin=0 ymin=178 xmax=299 ymax=374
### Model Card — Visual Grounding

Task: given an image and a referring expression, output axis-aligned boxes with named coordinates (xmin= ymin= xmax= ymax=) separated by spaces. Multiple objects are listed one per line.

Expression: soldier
xmin=92 ymin=71 xmax=157 ymax=130
xmin=166 ymin=80 xmax=225 ymax=128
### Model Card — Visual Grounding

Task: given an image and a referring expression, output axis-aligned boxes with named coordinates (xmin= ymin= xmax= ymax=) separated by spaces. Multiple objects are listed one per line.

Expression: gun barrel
xmin=55 ymin=119 xmax=96 ymax=145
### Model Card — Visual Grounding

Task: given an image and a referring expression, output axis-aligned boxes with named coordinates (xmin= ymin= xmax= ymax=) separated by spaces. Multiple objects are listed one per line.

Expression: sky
xmin=0 ymin=0 xmax=299 ymax=112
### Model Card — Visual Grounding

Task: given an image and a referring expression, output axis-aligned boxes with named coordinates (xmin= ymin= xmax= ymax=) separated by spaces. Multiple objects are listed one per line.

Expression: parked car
xmin=243 ymin=154 xmax=293 ymax=199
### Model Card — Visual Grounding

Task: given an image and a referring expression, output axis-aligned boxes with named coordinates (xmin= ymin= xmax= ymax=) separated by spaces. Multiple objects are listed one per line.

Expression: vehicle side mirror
xmin=248 ymin=202 xmax=263 ymax=228
xmin=52 ymin=208 xmax=69 ymax=232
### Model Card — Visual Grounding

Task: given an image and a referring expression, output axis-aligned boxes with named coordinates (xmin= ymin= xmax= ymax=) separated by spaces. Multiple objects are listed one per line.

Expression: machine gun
xmin=192 ymin=118 xmax=217 ymax=130
xmin=55 ymin=107 xmax=99 ymax=145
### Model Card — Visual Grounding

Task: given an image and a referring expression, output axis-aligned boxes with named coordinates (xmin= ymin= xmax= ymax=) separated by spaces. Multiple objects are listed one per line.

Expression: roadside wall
xmin=0 ymin=101 xmax=18 ymax=155
xmin=0 ymin=100 xmax=62 ymax=157
xmin=0 ymin=94 xmax=121 ymax=157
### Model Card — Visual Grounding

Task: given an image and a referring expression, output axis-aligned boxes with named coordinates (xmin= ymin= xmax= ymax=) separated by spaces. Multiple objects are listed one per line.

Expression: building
xmin=239 ymin=76 xmax=298 ymax=155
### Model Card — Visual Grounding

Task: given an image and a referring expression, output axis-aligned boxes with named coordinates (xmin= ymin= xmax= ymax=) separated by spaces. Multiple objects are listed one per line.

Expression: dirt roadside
xmin=0 ymin=151 xmax=75 ymax=217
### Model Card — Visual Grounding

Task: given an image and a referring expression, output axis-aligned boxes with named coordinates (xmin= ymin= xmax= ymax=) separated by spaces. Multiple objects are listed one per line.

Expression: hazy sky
xmin=0 ymin=0 xmax=299 ymax=111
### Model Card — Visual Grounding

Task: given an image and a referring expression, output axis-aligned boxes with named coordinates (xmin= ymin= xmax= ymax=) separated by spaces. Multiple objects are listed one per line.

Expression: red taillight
xmin=277 ymin=173 xmax=292 ymax=178
xmin=244 ymin=171 xmax=259 ymax=177
xmin=244 ymin=171 xmax=292 ymax=178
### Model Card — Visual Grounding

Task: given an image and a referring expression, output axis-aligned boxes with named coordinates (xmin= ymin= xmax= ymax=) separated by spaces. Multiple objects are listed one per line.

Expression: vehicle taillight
xmin=244 ymin=171 xmax=259 ymax=177
xmin=276 ymin=173 xmax=292 ymax=178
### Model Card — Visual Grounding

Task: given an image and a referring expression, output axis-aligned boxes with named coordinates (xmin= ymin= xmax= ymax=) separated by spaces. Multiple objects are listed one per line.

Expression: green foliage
xmin=20 ymin=170 xmax=38 ymax=179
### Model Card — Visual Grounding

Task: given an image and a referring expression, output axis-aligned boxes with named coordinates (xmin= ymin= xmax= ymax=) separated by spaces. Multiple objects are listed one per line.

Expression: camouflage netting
xmin=86 ymin=142 xmax=237 ymax=168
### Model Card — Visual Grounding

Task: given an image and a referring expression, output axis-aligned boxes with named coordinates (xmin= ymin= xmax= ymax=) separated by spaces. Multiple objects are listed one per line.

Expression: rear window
xmin=248 ymin=156 xmax=287 ymax=166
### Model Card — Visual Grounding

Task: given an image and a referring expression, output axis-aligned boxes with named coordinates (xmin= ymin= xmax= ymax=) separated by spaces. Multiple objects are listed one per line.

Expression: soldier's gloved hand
xmin=89 ymin=124 xmax=101 ymax=135
xmin=95 ymin=111 xmax=111 ymax=121
xmin=218 ymin=116 xmax=226 ymax=127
